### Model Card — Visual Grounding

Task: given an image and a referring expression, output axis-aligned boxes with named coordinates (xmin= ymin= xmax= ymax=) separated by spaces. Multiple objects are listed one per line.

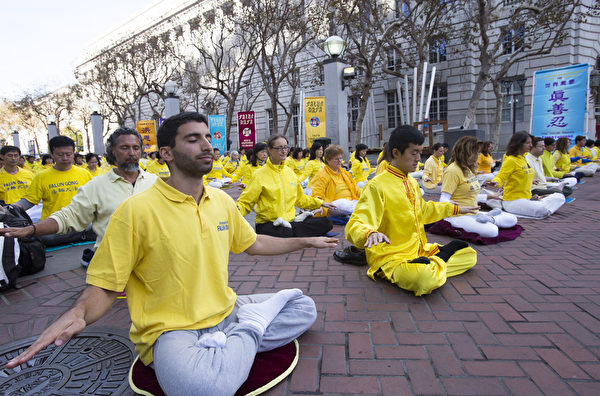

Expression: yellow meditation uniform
xmin=350 ymin=157 xmax=372 ymax=183
xmin=285 ymin=157 xmax=306 ymax=179
xmin=23 ymin=161 xmax=39 ymax=173
xmin=477 ymin=153 xmax=494 ymax=174
xmin=491 ymin=155 xmax=534 ymax=201
xmin=553 ymin=151 xmax=572 ymax=173
xmin=232 ymin=162 xmax=261 ymax=184
xmin=224 ymin=160 xmax=241 ymax=175
xmin=206 ymin=159 xmax=233 ymax=179
xmin=22 ymin=166 xmax=92 ymax=219
xmin=309 ymin=166 xmax=361 ymax=216
xmin=301 ymin=159 xmax=325 ymax=182
xmin=422 ymin=155 xmax=444 ymax=189
xmin=375 ymin=160 xmax=389 ymax=176
xmin=568 ymin=146 xmax=584 ymax=166
xmin=440 ymin=154 xmax=448 ymax=168
xmin=441 ymin=163 xmax=480 ymax=208
xmin=582 ymin=147 xmax=597 ymax=162
xmin=87 ymin=180 xmax=257 ymax=365
xmin=237 ymin=158 xmax=322 ymax=224
xmin=346 ymin=164 xmax=476 ymax=296
xmin=0 ymin=168 xmax=34 ymax=204
xmin=540 ymin=150 xmax=564 ymax=178
xmin=146 ymin=161 xmax=171 ymax=179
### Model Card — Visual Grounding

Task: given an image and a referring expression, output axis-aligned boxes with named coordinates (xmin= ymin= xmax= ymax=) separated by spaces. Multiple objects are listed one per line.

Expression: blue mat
xmin=45 ymin=241 xmax=95 ymax=253
xmin=565 ymin=197 xmax=576 ymax=204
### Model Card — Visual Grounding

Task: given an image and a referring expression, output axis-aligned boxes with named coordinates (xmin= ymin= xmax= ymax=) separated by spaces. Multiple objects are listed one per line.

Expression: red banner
xmin=237 ymin=111 xmax=256 ymax=150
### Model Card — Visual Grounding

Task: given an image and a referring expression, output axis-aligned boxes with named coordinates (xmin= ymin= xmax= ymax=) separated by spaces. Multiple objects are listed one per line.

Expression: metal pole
xmin=91 ymin=113 xmax=105 ymax=154
xmin=164 ymin=96 xmax=180 ymax=118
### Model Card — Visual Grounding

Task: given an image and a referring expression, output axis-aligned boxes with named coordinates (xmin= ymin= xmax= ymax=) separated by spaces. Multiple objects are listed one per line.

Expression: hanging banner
xmin=28 ymin=140 xmax=36 ymax=155
xmin=531 ymin=63 xmax=589 ymax=141
xmin=304 ymin=96 xmax=326 ymax=148
xmin=208 ymin=114 xmax=227 ymax=153
xmin=136 ymin=120 xmax=157 ymax=152
xmin=237 ymin=111 xmax=256 ymax=150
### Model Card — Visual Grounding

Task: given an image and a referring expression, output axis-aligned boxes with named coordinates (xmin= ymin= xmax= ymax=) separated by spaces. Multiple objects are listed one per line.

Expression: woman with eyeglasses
xmin=237 ymin=134 xmax=335 ymax=237
xmin=310 ymin=145 xmax=361 ymax=219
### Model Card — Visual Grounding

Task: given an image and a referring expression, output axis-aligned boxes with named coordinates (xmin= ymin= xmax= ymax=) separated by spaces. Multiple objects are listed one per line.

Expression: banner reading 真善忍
xmin=136 ymin=120 xmax=157 ymax=152
xmin=208 ymin=115 xmax=227 ymax=153
xmin=531 ymin=63 xmax=589 ymax=141
xmin=237 ymin=111 xmax=256 ymax=150
xmin=304 ymin=97 xmax=326 ymax=148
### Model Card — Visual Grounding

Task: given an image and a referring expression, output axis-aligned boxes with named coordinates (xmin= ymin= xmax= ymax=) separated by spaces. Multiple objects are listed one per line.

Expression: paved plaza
xmin=0 ymin=177 xmax=599 ymax=395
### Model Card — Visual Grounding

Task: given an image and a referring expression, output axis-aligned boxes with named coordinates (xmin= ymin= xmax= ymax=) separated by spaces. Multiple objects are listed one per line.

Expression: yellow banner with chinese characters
xmin=304 ymin=97 xmax=326 ymax=148
xmin=136 ymin=120 xmax=157 ymax=152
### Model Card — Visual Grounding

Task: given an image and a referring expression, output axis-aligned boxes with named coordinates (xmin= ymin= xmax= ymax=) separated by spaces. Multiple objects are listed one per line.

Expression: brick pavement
xmin=1 ymin=177 xmax=599 ymax=395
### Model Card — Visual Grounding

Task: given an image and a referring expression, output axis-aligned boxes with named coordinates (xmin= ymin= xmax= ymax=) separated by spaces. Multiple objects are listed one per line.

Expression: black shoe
xmin=81 ymin=248 xmax=95 ymax=268
xmin=333 ymin=246 xmax=367 ymax=266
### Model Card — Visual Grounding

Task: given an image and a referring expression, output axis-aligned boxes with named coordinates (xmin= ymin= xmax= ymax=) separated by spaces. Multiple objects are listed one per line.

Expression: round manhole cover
xmin=0 ymin=330 xmax=135 ymax=395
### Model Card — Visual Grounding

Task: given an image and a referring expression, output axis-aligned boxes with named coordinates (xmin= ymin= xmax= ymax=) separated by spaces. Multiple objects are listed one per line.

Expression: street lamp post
xmin=164 ymin=81 xmax=180 ymax=118
xmin=323 ymin=36 xmax=351 ymax=152
xmin=90 ymin=103 xmax=105 ymax=154
xmin=11 ymin=126 xmax=20 ymax=149
xmin=503 ymin=78 xmax=526 ymax=135
xmin=47 ymin=115 xmax=58 ymax=140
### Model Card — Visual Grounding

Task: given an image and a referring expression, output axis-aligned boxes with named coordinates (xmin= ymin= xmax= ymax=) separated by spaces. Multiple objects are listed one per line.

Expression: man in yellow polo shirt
xmin=5 ymin=112 xmax=337 ymax=395
xmin=0 ymin=146 xmax=34 ymax=204
xmin=343 ymin=126 xmax=477 ymax=296
xmin=16 ymin=136 xmax=92 ymax=219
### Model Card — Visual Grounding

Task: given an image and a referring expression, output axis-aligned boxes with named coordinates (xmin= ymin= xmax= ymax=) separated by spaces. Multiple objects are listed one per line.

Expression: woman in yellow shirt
xmin=310 ymin=145 xmax=361 ymax=218
xmin=489 ymin=132 xmax=564 ymax=219
xmin=350 ymin=143 xmax=372 ymax=188
xmin=476 ymin=141 xmax=499 ymax=183
xmin=223 ymin=151 xmax=242 ymax=175
xmin=301 ymin=143 xmax=326 ymax=183
xmin=85 ymin=153 xmax=103 ymax=177
xmin=41 ymin=154 xmax=54 ymax=170
xmin=237 ymin=135 xmax=334 ymax=237
xmin=440 ymin=136 xmax=516 ymax=237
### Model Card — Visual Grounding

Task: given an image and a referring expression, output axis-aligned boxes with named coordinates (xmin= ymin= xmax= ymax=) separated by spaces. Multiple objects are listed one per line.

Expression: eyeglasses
xmin=272 ymin=146 xmax=289 ymax=151
xmin=329 ymin=157 xmax=343 ymax=162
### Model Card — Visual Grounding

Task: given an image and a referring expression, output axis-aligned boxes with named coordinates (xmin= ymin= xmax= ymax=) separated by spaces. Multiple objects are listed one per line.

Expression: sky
xmin=0 ymin=0 xmax=156 ymax=100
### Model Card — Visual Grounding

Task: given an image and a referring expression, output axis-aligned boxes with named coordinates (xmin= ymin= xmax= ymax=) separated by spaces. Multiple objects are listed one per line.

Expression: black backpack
xmin=0 ymin=205 xmax=46 ymax=291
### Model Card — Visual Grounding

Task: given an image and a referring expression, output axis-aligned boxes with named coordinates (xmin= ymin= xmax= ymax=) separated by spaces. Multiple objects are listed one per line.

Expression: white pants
xmin=559 ymin=177 xmax=578 ymax=188
xmin=357 ymin=181 xmax=367 ymax=189
xmin=445 ymin=211 xmax=517 ymax=238
xmin=477 ymin=173 xmax=495 ymax=184
xmin=329 ymin=199 xmax=358 ymax=217
xmin=576 ymin=163 xmax=599 ymax=175
xmin=502 ymin=193 xmax=565 ymax=219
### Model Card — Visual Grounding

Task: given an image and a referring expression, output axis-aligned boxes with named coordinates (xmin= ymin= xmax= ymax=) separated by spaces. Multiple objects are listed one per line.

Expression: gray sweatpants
xmin=152 ymin=293 xmax=316 ymax=396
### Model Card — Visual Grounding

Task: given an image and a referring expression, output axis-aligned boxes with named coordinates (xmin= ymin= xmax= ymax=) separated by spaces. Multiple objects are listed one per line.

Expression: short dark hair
xmin=505 ymin=132 xmax=531 ymax=156
xmin=575 ymin=135 xmax=585 ymax=143
xmin=544 ymin=137 xmax=555 ymax=146
xmin=388 ymin=125 xmax=424 ymax=155
xmin=157 ymin=112 xmax=208 ymax=149
xmin=105 ymin=127 xmax=144 ymax=166
xmin=74 ymin=153 xmax=84 ymax=160
xmin=292 ymin=147 xmax=303 ymax=160
xmin=585 ymin=139 xmax=595 ymax=147
xmin=49 ymin=136 xmax=75 ymax=153
xmin=432 ymin=143 xmax=443 ymax=151
xmin=531 ymin=137 xmax=544 ymax=147
xmin=41 ymin=154 xmax=53 ymax=165
xmin=85 ymin=153 xmax=99 ymax=163
xmin=0 ymin=146 xmax=20 ymax=156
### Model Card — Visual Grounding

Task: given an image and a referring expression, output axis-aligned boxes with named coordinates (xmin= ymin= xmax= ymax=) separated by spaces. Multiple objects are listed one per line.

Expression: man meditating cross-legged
xmin=5 ymin=112 xmax=337 ymax=396
xmin=345 ymin=125 xmax=478 ymax=296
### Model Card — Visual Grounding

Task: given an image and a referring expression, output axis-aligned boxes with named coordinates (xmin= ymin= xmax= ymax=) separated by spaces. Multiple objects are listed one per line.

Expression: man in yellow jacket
xmin=343 ymin=125 xmax=478 ymax=296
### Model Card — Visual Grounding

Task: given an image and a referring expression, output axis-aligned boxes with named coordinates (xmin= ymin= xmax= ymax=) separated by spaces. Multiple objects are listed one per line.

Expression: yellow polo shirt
xmin=23 ymin=166 xmax=92 ymax=219
xmin=441 ymin=163 xmax=480 ymax=209
xmin=422 ymin=155 xmax=444 ymax=189
xmin=492 ymin=155 xmax=534 ymax=201
xmin=0 ymin=167 xmax=34 ymax=204
xmin=87 ymin=180 xmax=257 ymax=365
xmin=477 ymin=153 xmax=494 ymax=174
xmin=145 ymin=161 xmax=170 ymax=179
